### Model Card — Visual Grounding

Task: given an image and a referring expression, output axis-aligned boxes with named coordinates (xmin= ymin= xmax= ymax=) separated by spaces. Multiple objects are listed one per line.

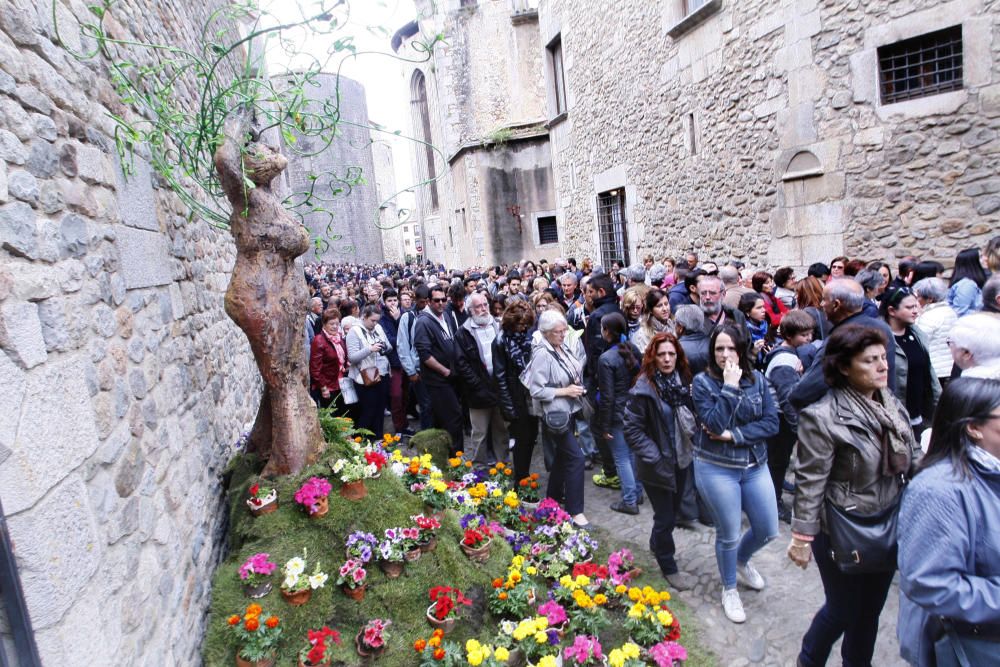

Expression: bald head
xmin=822 ymin=278 xmax=865 ymax=323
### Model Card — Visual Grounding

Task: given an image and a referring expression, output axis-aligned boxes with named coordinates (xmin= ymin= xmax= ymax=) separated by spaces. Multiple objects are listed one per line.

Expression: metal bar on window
xmin=0 ymin=498 xmax=42 ymax=667
xmin=878 ymin=25 xmax=963 ymax=105
xmin=597 ymin=190 xmax=629 ymax=269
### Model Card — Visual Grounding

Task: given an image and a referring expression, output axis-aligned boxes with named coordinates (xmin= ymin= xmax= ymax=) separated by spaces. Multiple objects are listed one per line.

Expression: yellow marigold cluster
xmin=465 ymin=639 xmax=509 ymax=666
xmin=557 ymin=574 xmax=592 ymax=591
xmin=511 ymin=616 xmax=549 ymax=642
xmin=626 ymin=585 xmax=670 ymax=605
xmin=608 ymin=642 xmax=641 ymax=667
xmin=503 ymin=490 xmax=520 ymax=508
xmin=468 ymin=483 xmax=488 ymax=499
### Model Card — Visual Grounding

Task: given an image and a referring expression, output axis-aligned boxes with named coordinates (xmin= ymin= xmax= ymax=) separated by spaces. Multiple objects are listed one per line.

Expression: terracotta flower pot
xmin=403 ymin=547 xmax=422 ymax=562
xmin=423 ymin=505 xmax=445 ymax=520
xmin=242 ymin=580 xmax=272 ymax=599
xmin=340 ymin=480 xmax=367 ymax=500
xmin=282 ymin=587 xmax=312 ymax=606
xmin=236 ymin=653 xmax=275 ymax=667
xmin=247 ymin=491 xmax=278 ymax=517
xmin=426 ymin=603 xmax=457 ymax=633
xmin=418 ymin=535 xmax=437 ymax=553
xmin=342 ymin=583 xmax=366 ymax=601
xmin=460 ymin=537 xmax=492 ymax=564
xmin=380 ymin=560 xmax=405 ymax=578
xmin=355 ymin=633 xmax=386 ymax=658
xmin=309 ymin=496 xmax=329 ymax=518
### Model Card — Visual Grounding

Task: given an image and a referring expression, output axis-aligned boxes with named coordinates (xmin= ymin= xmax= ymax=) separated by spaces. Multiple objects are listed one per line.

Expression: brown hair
xmin=822 ymin=324 xmax=889 ymax=388
xmin=795 ymin=276 xmax=825 ymax=309
xmin=321 ymin=308 xmax=341 ymax=325
xmin=778 ymin=309 xmax=815 ymax=338
xmin=639 ymin=332 xmax=692 ymax=386
xmin=500 ymin=299 xmax=535 ymax=333
xmin=751 ymin=271 xmax=771 ymax=293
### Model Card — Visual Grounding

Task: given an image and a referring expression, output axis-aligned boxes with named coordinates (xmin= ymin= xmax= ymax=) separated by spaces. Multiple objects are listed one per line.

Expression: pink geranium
xmin=294 ymin=477 xmax=332 ymax=514
xmin=564 ymin=635 xmax=603 ymax=665
xmin=649 ymin=641 xmax=687 ymax=667
xmin=538 ymin=599 xmax=567 ymax=626
xmin=239 ymin=553 xmax=277 ymax=586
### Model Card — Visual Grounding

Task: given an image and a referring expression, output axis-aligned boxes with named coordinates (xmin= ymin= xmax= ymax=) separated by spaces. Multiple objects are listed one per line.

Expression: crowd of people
xmin=303 ymin=241 xmax=1000 ymax=667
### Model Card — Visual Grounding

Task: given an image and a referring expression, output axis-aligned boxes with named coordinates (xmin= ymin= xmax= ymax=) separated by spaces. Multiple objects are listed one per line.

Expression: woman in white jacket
xmin=346 ymin=304 xmax=393 ymax=437
xmin=913 ymin=278 xmax=957 ymax=387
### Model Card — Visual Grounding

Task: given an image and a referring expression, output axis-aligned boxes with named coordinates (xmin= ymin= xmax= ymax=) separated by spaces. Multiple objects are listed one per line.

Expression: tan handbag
xmin=360 ymin=366 xmax=381 ymax=386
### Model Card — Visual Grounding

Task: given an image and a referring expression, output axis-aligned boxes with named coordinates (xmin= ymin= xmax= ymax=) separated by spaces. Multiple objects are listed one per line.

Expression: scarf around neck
xmin=504 ymin=330 xmax=532 ymax=373
xmin=653 ymin=370 xmax=691 ymax=409
xmin=839 ymin=385 xmax=912 ymax=476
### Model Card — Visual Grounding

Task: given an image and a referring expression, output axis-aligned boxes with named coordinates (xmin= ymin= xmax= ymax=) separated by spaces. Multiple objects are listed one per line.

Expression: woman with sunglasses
xmin=897 ymin=377 xmax=1000 ymax=666
xmin=881 ymin=286 xmax=941 ymax=441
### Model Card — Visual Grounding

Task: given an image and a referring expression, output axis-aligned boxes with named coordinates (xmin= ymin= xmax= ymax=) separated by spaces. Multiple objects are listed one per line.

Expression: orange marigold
xmin=498 ymin=591 xmax=508 ymax=600
xmin=432 ymin=629 xmax=444 ymax=638
xmin=414 ymin=639 xmax=427 ymax=652
xmin=433 ymin=647 xmax=446 ymax=660
xmin=264 ymin=616 xmax=279 ymax=629
xmin=244 ymin=617 xmax=259 ymax=631
xmin=428 ymin=635 xmax=441 ymax=648
xmin=492 ymin=578 xmax=503 ymax=588
xmin=227 ymin=615 xmax=240 ymax=626
xmin=246 ymin=603 xmax=262 ymax=616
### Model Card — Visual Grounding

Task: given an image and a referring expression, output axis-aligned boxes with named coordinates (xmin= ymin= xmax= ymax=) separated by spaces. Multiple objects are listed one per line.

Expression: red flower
xmin=433 ymin=647 xmax=445 ymax=660
xmin=249 ymin=484 xmax=259 ymax=496
xmin=264 ymin=616 xmax=279 ymax=629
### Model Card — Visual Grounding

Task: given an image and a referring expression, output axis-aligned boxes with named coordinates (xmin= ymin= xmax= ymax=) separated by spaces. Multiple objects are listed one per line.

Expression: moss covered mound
xmin=203 ymin=456 xmax=513 ymax=666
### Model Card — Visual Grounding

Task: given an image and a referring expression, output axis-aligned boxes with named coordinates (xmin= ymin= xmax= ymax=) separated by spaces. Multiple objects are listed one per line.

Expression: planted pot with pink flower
xmin=648 ymin=640 xmax=687 ymax=667
xmin=294 ymin=477 xmax=332 ymax=518
xmin=411 ymin=514 xmax=441 ymax=552
xmin=378 ymin=529 xmax=406 ymax=578
xmin=246 ymin=482 xmax=278 ymax=517
xmin=399 ymin=526 xmax=422 ymax=562
xmin=563 ymin=636 xmax=604 ymax=666
xmin=239 ymin=553 xmax=277 ymax=598
xmin=538 ymin=599 xmax=568 ymax=636
xmin=356 ymin=618 xmax=391 ymax=658
xmin=336 ymin=558 xmax=368 ymax=601
xmin=298 ymin=626 xmax=341 ymax=667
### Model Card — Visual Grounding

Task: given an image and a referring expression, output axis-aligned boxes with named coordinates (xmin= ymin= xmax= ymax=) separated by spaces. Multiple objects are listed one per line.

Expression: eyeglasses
xmin=431 ymin=297 xmax=447 ymax=303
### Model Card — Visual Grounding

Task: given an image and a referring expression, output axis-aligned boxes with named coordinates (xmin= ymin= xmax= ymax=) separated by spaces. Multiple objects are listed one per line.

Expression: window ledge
xmin=667 ymin=0 xmax=722 ymax=40
xmin=544 ymin=111 xmax=568 ymax=129
xmin=511 ymin=9 xmax=538 ymax=25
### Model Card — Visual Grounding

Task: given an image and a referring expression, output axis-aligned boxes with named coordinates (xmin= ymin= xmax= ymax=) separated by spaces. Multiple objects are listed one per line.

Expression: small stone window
xmin=547 ymin=35 xmax=567 ymax=117
xmin=878 ymin=25 xmax=963 ymax=105
xmin=684 ymin=0 xmax=710 ymax=14
xmin=597 ymin=190 xmax=630 ymax=268
xmin=537 ymin=215 xmax=558 ymax=245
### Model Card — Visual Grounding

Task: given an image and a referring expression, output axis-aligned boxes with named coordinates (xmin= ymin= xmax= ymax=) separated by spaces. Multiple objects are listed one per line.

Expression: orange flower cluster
xmin=413 ymin=629 xmax=447 ymax=660
xmin=232 ymin=603 xmax=279 ymax=632
xmin=518 ymin=473 xmax=541 ymax=490
xmin=488 ymin=461 xmax=513 ymax=477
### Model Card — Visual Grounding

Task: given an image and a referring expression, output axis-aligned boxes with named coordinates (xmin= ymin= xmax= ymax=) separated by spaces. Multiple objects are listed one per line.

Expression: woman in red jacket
xmin=752 ymin=271 xmax=789 ymax=327
xmin=310 ymin=310 xmax=348 ymax=412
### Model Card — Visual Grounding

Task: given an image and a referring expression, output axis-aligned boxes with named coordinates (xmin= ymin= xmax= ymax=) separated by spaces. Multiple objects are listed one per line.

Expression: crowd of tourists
xmin=303 ymin=241 xmax=1000 ymax=667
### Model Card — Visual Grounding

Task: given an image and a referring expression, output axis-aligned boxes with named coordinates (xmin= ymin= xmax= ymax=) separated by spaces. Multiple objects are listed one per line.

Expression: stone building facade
xmin=393 ymin=0 xmax=560 ymax=268
xmin=275 ymin=73 xmax=385 ymax=264
xmin=373 ymin=140 xmax=406 ymax=264
xmin=538 ymin=0 xmax=999 ymax=269
xmin=0 ymin=1 xmax=261 ymax=664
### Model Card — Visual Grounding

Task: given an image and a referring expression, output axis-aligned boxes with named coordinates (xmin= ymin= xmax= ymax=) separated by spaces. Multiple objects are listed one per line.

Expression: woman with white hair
xmin=913 ymin=278 xmax=957 ymax=386
xmin=527 ymin=309 xmax=591 ymax=527
xmin=950 ymin=313 xmax=1000 ymax=380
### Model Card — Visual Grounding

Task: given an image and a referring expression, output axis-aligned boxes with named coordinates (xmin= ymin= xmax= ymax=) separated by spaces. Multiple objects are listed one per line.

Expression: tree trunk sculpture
xmin=215 ymin=128 xmax=324 ymax=476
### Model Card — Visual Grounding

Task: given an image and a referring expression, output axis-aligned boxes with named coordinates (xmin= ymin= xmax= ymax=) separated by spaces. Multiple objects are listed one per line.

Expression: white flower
xmin=309 ymin=572 xmax=329 ymax=589
xmin=332 ymin=459 xmax=346 ymax=474
xmin=364 ymin=463 xmax=378 ymax=478
xmin=283 ymin=574 xmax=299 ymax=589
xmin=390 ymin=461 xmax=405 ymax=476
xmin=285 ymin=557 xmax=306 ymax=576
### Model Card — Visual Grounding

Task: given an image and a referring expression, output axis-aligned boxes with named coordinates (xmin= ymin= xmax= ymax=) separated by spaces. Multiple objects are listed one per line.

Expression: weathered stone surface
xmin=26 ymin=141 xmax=58 ymax=178
xmin=0 ymin=352 xmax=26 ymax=455
xmin=0 ymin=300 xmax=47 ymax=369
xmin=75 ymin=144 xmax=114 ymax=186
xmin=0 ymin=200 xmax=36 ymax=258
xmin=7 ymin=169 xmax=38 ymax=203
xmin=114 ymin=155 xmax=159 ymax=232
xmin=117 ymin=226 xmax=173 ymax=289
xmin=58 ymin=212 xmax=88 ymax=257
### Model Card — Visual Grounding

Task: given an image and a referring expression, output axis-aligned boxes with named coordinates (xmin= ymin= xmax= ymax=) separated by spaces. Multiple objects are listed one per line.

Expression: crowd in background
xmin=303 ymin=238 xmax=1000 ymax=667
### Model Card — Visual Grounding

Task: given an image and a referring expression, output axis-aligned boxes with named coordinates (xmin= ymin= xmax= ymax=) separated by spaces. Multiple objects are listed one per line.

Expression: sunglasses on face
xmin=886 ymin=287 xmax=912 ymax=308
xmin=431 ymin=297 xmax=447 ymax=303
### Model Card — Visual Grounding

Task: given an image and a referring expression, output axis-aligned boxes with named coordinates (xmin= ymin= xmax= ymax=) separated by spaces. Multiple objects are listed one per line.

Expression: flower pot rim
xmin=247 ymin=488 xmax=278 ymax=508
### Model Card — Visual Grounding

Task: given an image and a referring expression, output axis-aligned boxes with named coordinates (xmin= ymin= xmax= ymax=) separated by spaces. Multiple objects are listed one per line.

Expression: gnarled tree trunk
xmin=214 ymin=125 xmax=324 ymax=476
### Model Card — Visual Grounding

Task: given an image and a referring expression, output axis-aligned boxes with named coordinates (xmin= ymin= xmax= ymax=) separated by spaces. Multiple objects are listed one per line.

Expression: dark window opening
xmin=411 ymin=70 xmax=439 ymax=210
xmin=597 ymin=190 xmax=629 ymax=269
xmin=878 ymin=25 xmax=963 ymax=105
xmin=547 ymin=36 xmax=567 ymax=116
xmin=684 ymin=0 xmax=710 ymax=14
xmin=537 ymin=216 xmax=558 ymax=244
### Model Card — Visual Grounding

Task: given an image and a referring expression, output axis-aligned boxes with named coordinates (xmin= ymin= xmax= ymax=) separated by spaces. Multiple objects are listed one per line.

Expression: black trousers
xmin=510 ymin=415 xmax=539 ymax=482
xmin=545 ymin=426 xmax=586 ymax=515
xmin=646 ymin=465 xmax=689 ymax=575
xmin=799 ymin=532 xmax=895 ymax=667
xmin=427 ymin=382 xmax=464 ymax=455
xmin=767 ymin=423 xmax=796 ymax=504
xmin=354 ymin=380 xmax=388 ymax=438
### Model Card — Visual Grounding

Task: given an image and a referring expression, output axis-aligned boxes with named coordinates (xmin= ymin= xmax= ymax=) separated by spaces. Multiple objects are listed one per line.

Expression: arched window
xmin=410 ymin=70 xmax=439 ymax=211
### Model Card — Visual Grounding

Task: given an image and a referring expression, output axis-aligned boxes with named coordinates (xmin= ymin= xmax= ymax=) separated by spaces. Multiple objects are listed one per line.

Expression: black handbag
xmin=543 ymin=410 xmax=572 ymax=434
xmin=824 ymin=495 xmax=900 ymax=574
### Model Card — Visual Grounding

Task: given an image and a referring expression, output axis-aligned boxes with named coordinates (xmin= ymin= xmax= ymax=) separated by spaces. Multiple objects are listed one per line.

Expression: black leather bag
xmin=543 ymin=410 xmax=572 ymax=434
xmin=824 ymin=495 xmax=900 ymax=574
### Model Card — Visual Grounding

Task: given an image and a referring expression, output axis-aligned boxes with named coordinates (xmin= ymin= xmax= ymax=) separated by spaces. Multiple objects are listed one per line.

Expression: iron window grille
xmin=537 ymin=216 xmax=558 ymax=244
xmin=878 ymin=25 xmax=963 ymax=105
xmin=597 ymin=190 xmax=629 ymax=269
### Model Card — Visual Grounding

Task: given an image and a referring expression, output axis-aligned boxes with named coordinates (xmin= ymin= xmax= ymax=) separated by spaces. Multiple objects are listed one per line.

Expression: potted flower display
xmin=538 ymin=599 xmax=568 ymax=636
xmin=564 ymin=636 xmax=604 ymax=666
xmin=331 ymin=455 xmax=376 ymax=500
xmin=426 ymin=586 xmax=471 ymax=633
xmin=293 ymin=477 xmax=332 ymax=518
xmin=488 ymin=556 xmax=538 ymax=619
xmin=356 ymin=618 xmax=391 ymax=658
xmin=463 ymin=639 xmax=511 ymax=667
xmin=510 ymin=615 xmax=560 ymax=665
xmin=421 ymin=478 xmax=451 ymax=516
xmin=400 ymin=526 xmax=423 ymax=562
xmin=246 ymin=482 xmax=278 ymax=517
xmin=364 ymin=447 xmax=388 ymax=477
xmin=345 ymin=531 xmax=378 ymax=563
xmin=280 ymin=552 xmax=328 ymax=606
xmin=412 ymin=629 xmax=463 ymax=666
xmin=607 ymin=549 xmax=641 ymax=587
xmin=377 ymin=530 xmax=406 ymax=578
xmin=336 ymin=558 xmax=368 ymax=601
xmin=411 ymin=514 xmax=441 ymax=552
xmin=239 ymin=553 xmax=277 ymax=598
xmin=298 ymin=626 xmax=341 ymax=667
xmin=606 ymin=643 xmax=645 ymax=667
xmin=648 ymin=640 xmax=687 ymax=667
xmin=622 ymin=587 xmax=680 ymax=647
xmin=517 ymin=473 xmax=542 ymax=508
xmin=460 ymin=523 xmax=493 ymax=563
xmin=227 ymin=603 xmax=281 ymax=667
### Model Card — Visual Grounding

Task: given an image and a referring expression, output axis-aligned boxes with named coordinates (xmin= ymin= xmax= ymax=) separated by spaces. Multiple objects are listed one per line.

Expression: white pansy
xmin=364 ymin=463 xmax=377 ymax=477
xmin=285 ymin=557 xmax=306 ymax=575
xmin=332 ymin=459 xmax=345 ymax=474
xmin=309 ymin=572 xmax=329 ymax=589
xmin=283 ymin=574 xmax=299 ymax=589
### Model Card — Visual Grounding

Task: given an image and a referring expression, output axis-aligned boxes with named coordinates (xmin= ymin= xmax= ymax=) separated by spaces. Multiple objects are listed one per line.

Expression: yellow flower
xmin=467 ymin=650 xmax=483 ymax=666
xmin=495 ymin=647 xmax=510 ymax=662
xmin=657 ymin=609 xmax=674 ymax=627
xmin=526 ymin=566 xmax=537 ymax=576
xmin=537 ymin=657 xmax=558 ymax=667
xmin=575 ymin=574 xmax=591 ymax=587
xmin=559 ymin=574 xmax=574 ymax=589
xmin=510 ymin=555 xmax=525 ymax=570
xmin=628 ymin=587 xmax=642 ymax=601
xmin=594 ymin=593 xmax=608 ymax=605
xmin=615 ymin=584 xmax=627 ymax=594
xmin=430 ymin=479 xmax=448 ymax=492
xmin=534 ymin=631 xmax=547 ymax=644
xmin=466 ymin=639 xmax=482 ymax=653
xmin=509 ymin=571 xmax=522 ymax=583
xmin=627 ymin=602 xmax=646 ymax=619
xmin=491 ymin=488 xmax=502 ymax=497
xmin=623 ymin=643 xmax=641 ymax=659
xmin=608 ymin=649 xmax=625 ymax=667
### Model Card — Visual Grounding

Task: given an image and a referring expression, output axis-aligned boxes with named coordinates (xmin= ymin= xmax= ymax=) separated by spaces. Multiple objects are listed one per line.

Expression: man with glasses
xmin=697 ymin=274 xmax=745 ymax=336
xmin=413 ymin=285 xmax=465 ymax=454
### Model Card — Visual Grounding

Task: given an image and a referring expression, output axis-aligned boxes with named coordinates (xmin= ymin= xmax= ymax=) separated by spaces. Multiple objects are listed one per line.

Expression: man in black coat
xmin=413 ymin=285 xmax=464 ymax=454
xmin=674 ymin=305 xmax=709 ymax=377
xmin=583 ymin=274 xmax=623 ymax=487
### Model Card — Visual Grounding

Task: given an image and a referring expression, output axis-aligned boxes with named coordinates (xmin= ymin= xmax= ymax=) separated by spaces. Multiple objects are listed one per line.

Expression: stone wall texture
xmin=538 ymin=0 xmax=1000 ymax=269
xmin=0 ymin=1 xmax=261 ymax=664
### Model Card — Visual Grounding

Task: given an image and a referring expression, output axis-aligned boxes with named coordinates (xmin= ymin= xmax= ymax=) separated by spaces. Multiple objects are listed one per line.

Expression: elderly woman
xmin=309 ymin=310 xmax=347 ymax=412
xmin=346 ymin=304 xmax=393 ymax=437
xmin=855 ymin=269 xmax=886 ymax=318
xmin=881 ymin=287 xmax=941 ymax=440
xmin=493 ymin=300 xmax=539 ymax=482
xmin=632 ymin=288 xmax=673 ymax=354
xmin=787 ymin=324 xmax=917 ymax=667
xmin=527 ymin=309 xmax=591 ymax=528
xmin=897 ymin=377 xmax=1000 ymax=666
xmin=913 ymin=277 xmax=957 ymax=387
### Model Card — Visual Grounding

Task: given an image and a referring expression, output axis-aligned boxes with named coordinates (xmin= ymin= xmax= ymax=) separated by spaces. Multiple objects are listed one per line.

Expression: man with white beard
xmin=454 ymin=292 xmax=509 ymax=465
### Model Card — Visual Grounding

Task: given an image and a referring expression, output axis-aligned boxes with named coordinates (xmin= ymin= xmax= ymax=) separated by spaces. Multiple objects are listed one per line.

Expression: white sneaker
xmin=737 ymin=561 xmax=766 ymax=591
xmin=721 ymin=587 xmax=746 ymax=623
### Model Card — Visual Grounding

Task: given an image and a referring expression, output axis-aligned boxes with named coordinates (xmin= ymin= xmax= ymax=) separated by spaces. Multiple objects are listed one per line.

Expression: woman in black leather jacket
xmin=623 ymin=332 xmax=698 ymax=591
xmin=492 ymin=300 xmax=539 ymax=482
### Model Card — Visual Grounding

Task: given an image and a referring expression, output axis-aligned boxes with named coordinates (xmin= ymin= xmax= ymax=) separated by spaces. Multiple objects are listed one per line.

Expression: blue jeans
xmin=608 ymin=425 xmax=643 ymax=505
xmin=694 ymin=459 xmax=778 ymax=589
xmin=576 ymin=415 xmax=597 ymax=457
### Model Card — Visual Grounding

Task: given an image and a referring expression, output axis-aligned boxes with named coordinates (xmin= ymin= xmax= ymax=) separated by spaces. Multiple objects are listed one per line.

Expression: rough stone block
xmin=0 ymin=355 xmax=100 ymax=513
xmin=787 ymin=201 xmax=844 ymax=237
xmin=0 ymin=160 xmax=7 ymax=202
xmin=777 ymin=103 xmax=817 ymax=149
xmin=0 ymin=300 xmax=46 ymax=368
xmin=0 ymin=352 xmax=25 ymax=454
xmin=800 ymin=232 xmax=845 ymax=265
xmin=75 ymin=144 xmax=114 ymax=186
xmin=114 ymin=154 xmax=159 ymax=232
xmin=0 ymin=200 xmax=35 ymax=258
xmin=7 ymin=169 xmax=38 ymax=204
xmin=6 ymin=475 xmax=102 ymax=630
xmin=117 ymin=226 xmax=173 ymax=290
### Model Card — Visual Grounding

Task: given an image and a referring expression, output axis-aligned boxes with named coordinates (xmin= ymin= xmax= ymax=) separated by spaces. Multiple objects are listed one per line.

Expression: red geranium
xmin=462 ymin=526 xmax=492 ymax=548
xmin=428 ymin=586 xmax=471 ymax=620
xmin=364 ymin=450 xmax=387 ymax=470
xmin=303 ymin=626 xmax=341 ymax=665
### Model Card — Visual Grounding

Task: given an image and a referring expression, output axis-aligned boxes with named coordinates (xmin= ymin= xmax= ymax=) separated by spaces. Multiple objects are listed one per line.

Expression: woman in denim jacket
xmin=691 ymin=324 xmax=780 ymax=624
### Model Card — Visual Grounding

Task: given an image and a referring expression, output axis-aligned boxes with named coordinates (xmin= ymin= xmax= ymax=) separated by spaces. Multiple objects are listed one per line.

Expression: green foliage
xmin=408 ymin=429 xmax=452 ymax=470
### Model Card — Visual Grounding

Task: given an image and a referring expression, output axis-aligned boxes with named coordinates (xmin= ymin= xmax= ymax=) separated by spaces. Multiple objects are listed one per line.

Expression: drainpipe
xmin=0 ymin=497 xmax=41 ymax=667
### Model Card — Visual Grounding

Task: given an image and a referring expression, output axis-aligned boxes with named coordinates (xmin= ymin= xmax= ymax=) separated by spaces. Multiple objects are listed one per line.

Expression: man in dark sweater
xmin=583 ymin=274 xmax=623 ymax=487
xmin=413 ymin=285 xmax=464 ymax=454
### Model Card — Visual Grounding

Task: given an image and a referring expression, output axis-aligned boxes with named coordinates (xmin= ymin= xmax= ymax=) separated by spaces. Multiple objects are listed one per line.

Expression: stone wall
xmin=373 ymin=140 xmax=405 ymax=263
xmin=0 ymin=1 xmax=261 ymax=664
xmin=539 ymin=0 xmax=1000 ymax=270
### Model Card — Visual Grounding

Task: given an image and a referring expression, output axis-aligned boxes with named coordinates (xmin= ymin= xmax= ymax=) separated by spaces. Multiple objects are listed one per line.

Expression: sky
xmin=260 ymin=0 xmax=419 ymax=214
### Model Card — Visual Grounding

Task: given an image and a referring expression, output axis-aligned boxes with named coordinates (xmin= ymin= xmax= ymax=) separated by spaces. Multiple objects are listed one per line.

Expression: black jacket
xmin=584 ymin=295 xmax=621 ymax=387
xmin=492 ymin=332 xmax=532 ymax=421
xmin=701 ymin=305 xmax=746 ymax=337
xmin=453 ymin=321 xmax=501 ymax=409
xmin=413 ymin=310 xmax=457 ymax=387
xmin=595 ymin=342 xmax=641 ymax=434
xmin=679 ymin=330 xmax=710 ymax=377
xmin=623 ymin=375 xmax=692 ymax=492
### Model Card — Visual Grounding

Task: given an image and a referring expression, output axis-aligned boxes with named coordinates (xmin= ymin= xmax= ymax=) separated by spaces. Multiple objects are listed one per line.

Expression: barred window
xmin=537 ymin=216 xmax=558 ymax=244
xmin=878 ymin=25 xmax=963 ymax=105
xmin=597 ymin=190 xmax=629 ymax=269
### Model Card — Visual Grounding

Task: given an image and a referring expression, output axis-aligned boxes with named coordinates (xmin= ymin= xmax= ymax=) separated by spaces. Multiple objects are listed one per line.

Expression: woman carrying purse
xmin=347 ymin=304 xmax=392 ymax=437
xmin=787 ymin=324 xmax=917 ymax=667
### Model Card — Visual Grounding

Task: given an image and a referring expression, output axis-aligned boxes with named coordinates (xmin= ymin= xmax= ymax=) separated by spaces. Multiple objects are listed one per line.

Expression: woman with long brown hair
xmin=796 ymin=276 xmax=830 ymax=340
xmin=623 ymin=332 xmax=698 ymax=591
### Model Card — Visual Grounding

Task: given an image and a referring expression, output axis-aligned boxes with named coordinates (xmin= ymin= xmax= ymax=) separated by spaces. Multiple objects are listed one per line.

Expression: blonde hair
xmin=621 ymin=285 xmax=650 ymax=315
